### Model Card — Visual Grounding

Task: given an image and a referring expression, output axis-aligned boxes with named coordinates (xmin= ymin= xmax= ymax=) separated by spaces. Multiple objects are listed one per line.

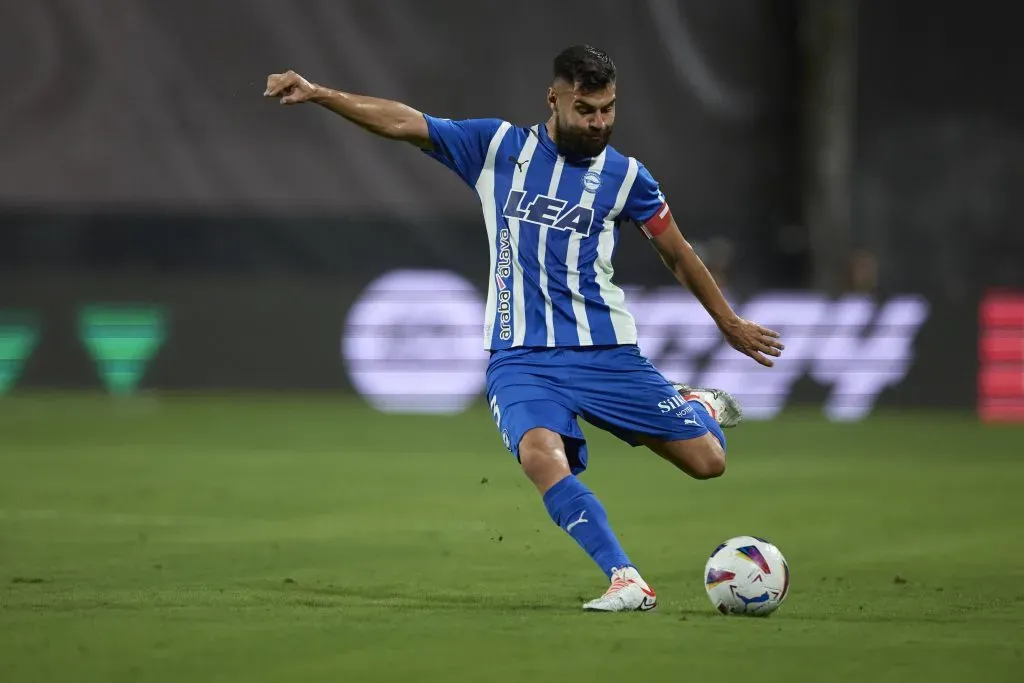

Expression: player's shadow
xmin=288 ymin=583 xmax=574 ymax=613
xmin=676 ymin=608 xmax=737 ymax=620
xmin=675 ymin=607 xmax=973 ymax=625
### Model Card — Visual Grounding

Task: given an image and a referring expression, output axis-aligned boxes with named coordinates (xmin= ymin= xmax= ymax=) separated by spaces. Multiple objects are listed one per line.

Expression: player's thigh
xmin=487 ymin=349 xmax=590 ymax=481
xmin=576 ymin=346 xmax=710 ymax=448
xmin=635 ymin=432 xmax=726 ymax=480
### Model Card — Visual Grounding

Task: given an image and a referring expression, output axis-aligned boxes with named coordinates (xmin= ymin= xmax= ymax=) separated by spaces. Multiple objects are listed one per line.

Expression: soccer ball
xmin=704 ymin=536 xmax=790 ymax=616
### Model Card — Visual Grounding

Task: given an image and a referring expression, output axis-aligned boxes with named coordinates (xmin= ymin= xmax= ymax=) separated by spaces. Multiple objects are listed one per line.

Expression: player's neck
xmin=543 ymin=117 xmax=592 ymax=164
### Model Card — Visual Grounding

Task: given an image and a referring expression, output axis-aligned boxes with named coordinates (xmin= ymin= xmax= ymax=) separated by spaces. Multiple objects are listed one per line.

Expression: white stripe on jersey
xmin=510 ymin=127 xmax=540 ymax=347
xmin=475 ymin=121 xmax=513 ymax=347
xmin=596 ymin=157 xmax=641 ymax=344
xmin=565 ymin=149 xmax=607 ymax=345
xmin=538 ymin=154 xmax=565 ymax=347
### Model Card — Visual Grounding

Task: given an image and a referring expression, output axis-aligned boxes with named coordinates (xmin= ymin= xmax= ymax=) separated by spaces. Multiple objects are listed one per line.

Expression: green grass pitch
xmin=2 ymin=394 xmax=1023 ymax=682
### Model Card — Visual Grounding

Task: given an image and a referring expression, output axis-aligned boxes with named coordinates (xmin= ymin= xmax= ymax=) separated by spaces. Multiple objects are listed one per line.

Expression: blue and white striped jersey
xmin=423 ymin=115 xmax=669 ymax=351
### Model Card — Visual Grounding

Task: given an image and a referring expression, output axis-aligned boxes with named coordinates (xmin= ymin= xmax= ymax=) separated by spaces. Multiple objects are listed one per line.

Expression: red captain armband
xmin=639 ymin=202 xmax=672 ymax=238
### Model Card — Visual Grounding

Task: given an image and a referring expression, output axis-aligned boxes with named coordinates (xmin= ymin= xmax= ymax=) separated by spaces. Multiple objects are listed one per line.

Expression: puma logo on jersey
xmin=507 ymin=155 xmax=529 ymax=172
xmin=502 ymin=190 xmax=596 ymax=236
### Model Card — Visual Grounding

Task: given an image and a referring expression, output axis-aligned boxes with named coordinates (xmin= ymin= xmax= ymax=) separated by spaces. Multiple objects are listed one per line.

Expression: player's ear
xmin=547 ymin=86 xmax=557 ymax=112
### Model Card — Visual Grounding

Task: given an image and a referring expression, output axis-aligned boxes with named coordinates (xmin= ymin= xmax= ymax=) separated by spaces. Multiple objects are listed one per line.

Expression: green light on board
xmin=78 ymin=305 xmax=167 ymax=395
xmin=0 ymin=311 xmax=40 ymax=395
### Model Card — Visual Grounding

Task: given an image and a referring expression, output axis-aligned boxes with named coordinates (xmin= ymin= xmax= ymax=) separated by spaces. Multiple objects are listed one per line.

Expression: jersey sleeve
xmin=622 ymin=161 xmax=672 ymax=237
xmin=421 ymin=115 xmax=504 ymax=187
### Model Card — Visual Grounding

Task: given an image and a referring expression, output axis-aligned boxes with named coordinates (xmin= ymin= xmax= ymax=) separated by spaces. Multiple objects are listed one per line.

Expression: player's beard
xmin=554 ymin=113 xmax=612 ymax=158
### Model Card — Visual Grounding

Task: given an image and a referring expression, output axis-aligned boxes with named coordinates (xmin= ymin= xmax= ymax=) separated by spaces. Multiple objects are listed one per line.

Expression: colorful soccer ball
xmin=704 ymin=536 xmax=790 ymax=616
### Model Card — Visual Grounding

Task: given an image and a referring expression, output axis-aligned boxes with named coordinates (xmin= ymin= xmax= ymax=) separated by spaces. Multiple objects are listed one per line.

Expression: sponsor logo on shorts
xmin=658 ymin=393 xmax=687 ymax=413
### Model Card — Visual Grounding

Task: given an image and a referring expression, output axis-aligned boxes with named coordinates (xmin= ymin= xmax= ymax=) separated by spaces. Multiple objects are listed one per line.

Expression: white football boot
xmin=582 ymin=566 xmax=658 ymax=612
xmin=672 ymin=384 xmax=744 ymax=428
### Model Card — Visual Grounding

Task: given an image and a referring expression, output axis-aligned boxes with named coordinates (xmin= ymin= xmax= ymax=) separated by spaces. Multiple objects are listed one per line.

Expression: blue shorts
xmin=485 ymin=344 xmax=712 ymax=474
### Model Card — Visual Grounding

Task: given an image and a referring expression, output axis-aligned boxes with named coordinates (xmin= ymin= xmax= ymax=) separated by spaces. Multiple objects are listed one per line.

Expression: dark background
xmin=1 ymin=0 xmax=1021 ymax=416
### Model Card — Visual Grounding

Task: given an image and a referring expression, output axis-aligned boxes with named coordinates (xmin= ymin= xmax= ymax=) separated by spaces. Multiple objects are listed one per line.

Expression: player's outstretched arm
xmin=647 ymin=215 xmax=785 ymax=367
xmin=264 ymin=70 xmax=432 ymax=151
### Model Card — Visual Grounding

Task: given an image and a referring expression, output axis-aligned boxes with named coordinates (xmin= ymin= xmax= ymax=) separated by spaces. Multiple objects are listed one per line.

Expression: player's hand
xmin=720 ymin=317 xmax=784 ymax=367
xmin=264 ymin=70 xmax=318 ymax=105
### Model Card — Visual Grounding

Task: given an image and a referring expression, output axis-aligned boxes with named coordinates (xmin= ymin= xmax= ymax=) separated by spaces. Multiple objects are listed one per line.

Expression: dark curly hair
xmin=553 ymin=45 xmax=616 ymax=93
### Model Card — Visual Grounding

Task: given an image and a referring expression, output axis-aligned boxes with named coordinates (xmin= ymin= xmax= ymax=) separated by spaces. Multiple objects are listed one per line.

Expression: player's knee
xmin=518 ymin=429 xmax=571 ymax=491
xmin=691 ymin=447 xmax=726 ymax=480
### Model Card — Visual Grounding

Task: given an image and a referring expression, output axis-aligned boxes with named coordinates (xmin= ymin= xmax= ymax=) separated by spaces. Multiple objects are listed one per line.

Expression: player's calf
xmin=636 ymin=383 xmax=743 ymax=479
xmin=638 ymin=432 xmax=726 ymax=479
xmin=516 ymin=428 xmax=638 ymax=588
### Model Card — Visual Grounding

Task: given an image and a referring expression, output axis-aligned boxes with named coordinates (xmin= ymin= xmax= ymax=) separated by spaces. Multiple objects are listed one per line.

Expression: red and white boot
xmin=582 ymin=566 xmax=658 ymax=612
xmin=673 ymin=384 xmax=744 ymax=428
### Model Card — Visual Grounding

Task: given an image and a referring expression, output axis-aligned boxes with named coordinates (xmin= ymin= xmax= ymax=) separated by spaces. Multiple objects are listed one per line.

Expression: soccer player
xmin=264 ymin=45 xmax=784 ymax=612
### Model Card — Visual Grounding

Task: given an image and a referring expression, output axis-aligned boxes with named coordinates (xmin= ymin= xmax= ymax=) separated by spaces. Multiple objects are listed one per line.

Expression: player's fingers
xmin=759 ymin=326 xmax=781 ymax=339
xmin=747 ymin=349 xmax=774 ymax=368
xmin=264 ymin=74 xmax=282 ymax=96
xmin=265 ymin=73 xmax=295 ymax=97
xmin=759 ymin=343 xmax=782 ymax=358
xmin=281 ymin=87 xmax=307 ymax=105
xmin=763 ymin=335 xmax=785 ymax=351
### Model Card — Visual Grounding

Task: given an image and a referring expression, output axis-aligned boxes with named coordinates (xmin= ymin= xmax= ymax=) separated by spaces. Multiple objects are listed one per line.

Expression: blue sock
xmin=542 ymin=475 xmax=632 ymax=579
xmin=689 ymin=400 xmax=726 ymax=450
